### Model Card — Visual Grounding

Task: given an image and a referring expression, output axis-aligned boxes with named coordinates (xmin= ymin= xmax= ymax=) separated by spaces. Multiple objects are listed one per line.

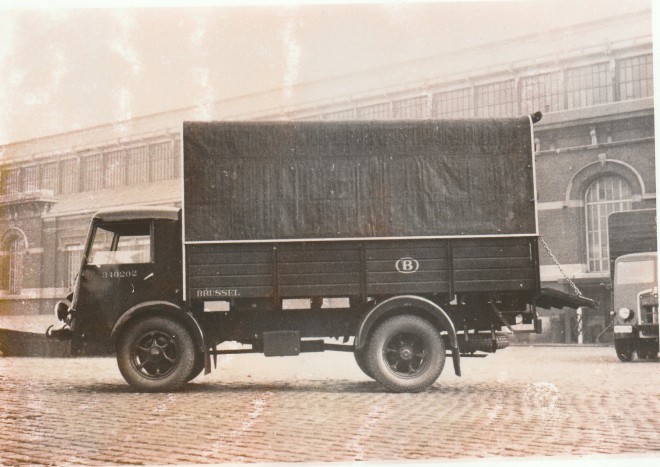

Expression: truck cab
xmin=54 ymin=207 xmax=184 ymax=356
xmin=612 ymin=252 xmax=659 ymax=361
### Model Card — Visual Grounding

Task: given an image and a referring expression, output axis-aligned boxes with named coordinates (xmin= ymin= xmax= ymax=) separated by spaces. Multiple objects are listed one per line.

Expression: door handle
xmin=144 ymin=272 xmax=154 ymax=281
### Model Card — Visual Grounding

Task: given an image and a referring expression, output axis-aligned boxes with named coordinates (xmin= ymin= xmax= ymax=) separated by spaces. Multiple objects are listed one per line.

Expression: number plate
xmin=614 ymin=325 xmax=633 ymax=333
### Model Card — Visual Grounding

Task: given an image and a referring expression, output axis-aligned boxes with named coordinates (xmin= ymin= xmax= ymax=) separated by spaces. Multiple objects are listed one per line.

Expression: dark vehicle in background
xmin=608 ymin=209 xmax=659 ymax=361
xmin=48 ymin=115 xmax=595 ymax=392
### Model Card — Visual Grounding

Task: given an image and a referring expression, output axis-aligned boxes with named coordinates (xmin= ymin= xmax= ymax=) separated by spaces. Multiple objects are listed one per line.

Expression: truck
xmin=608 ymin=209 xmax=658 ymax=361
xmin=47 ymin=114 xmax=595 ymax=392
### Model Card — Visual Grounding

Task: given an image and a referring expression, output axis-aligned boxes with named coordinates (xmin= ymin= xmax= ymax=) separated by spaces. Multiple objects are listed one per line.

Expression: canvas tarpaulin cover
xmin=183 ymin=119 xmax=536 ymax=242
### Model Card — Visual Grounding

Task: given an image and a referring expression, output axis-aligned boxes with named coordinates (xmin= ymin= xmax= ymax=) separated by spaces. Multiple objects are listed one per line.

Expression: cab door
xmin=71 ymin=221 xmax=156 ymax=355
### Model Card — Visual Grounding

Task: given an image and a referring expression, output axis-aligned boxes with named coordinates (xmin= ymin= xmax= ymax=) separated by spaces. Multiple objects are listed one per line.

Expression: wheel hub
xmin=131 ymin=330 xmax=179 ymax=379
xmin=399 ymin=346 xmax=414 ymax=361
xmin=384 ymin=332 xmax=428 ymax=378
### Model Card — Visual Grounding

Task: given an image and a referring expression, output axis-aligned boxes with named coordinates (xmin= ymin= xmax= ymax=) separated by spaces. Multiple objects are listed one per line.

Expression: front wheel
xmin=354 ymin=346 xmax=374 ymax=379
xmin=187 ymin=351 xmax=206 ymax=382
xmin=116 ymin=316 xmax=197 ymax=392
xmin=366 ymin=315 xmax=446 ymax=393
xmin=615 ymin=341 xmax=634 ymax=362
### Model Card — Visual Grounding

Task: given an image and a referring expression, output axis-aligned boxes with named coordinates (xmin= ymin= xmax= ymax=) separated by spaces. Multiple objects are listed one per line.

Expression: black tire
xmin=187 ymin=351 xmax=205 ymax=382
xmin=366 ymin=315 xmax=446 ymax=393
xmin=116 ymin=316 xmax=196 ymax=392
xmin=638 ymin=342 xmax=659 ymax=360
xmin=354 ymin=346 xmax=374 ymax=379
xmin=615 ymin=341 xmax=634 ymax=362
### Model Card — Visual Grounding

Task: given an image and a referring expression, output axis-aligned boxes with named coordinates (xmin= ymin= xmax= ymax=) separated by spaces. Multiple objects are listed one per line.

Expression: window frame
xmin=584 ymin=175 xmax=634 ymax=273
xmin=85 ymin=221 xmax=154 ymax=267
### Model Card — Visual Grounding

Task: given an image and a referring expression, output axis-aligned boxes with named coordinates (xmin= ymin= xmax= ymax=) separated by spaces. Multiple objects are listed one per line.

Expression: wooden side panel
xmin=366 ymin=240 xmax=450 ymax=295
xmin=453 ymin=238 xmax=535 ymax=292
xmin=277 ymin=243 xmax=361 ymax=297
xmin=186 ymin=236 xmax=538 ymax=301
xmin=187 ymin=244 xmax=274 ymax=299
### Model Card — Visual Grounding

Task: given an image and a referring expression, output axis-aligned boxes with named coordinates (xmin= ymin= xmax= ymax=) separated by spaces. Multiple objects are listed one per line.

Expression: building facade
xmin=0 ymin=11 xmax=654 ymax=343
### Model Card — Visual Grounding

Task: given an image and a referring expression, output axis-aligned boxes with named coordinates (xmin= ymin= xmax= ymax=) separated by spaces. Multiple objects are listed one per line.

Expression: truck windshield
xmin=87 ymin=223 xmax=152 ymax=265
xmin=615 ymin=259 xmax=656 ymax=285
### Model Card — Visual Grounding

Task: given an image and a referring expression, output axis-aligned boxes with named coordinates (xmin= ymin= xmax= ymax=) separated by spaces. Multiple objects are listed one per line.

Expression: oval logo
xmin=395 ymin=257 xmax=419 ymax=274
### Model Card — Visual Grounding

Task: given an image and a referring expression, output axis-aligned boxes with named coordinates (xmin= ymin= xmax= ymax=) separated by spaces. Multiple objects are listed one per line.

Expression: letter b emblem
xmin=395 ymin=257 xmax=419 ymax=274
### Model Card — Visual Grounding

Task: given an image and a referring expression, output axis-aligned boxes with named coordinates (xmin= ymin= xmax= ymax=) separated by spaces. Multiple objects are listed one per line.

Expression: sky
xmin=0 ymin=0 xmax=652 ymax=145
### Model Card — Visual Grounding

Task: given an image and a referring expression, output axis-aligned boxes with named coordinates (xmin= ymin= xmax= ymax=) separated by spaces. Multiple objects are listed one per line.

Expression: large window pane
xmin=432 ymin=88 xmax=473 ymax=118
xmin=82 ymin=154 xmax=104 ymax=191
xmin=392 ymin=96 xmax=427 ymax=119
xmin=618 ymin=54 xmax=653 ymax=101
xmin=520 ymin=72 xmax=564 ymax=114
xmin=356 ymin=103 xmax=391 ymax=120
xmin=566 ymin=62 xmax=612 ymax=109
xmin=475 ymin=80 xmax=516 ymax=117
xmin=585 ymin=176 xmax=633 ymax=272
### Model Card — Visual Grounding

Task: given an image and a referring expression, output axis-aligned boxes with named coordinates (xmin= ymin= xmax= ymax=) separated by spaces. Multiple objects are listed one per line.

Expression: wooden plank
xmin=366 ymin=259 xmax=449 ymax=272
xmin=188 ymin=243 xmax=272 ymax=254
xmin=188 ymin=251 xmax=273 ymax=265
xmin=454 ymin=268 xmax=533 ymax=281
xmin=366 ymin=247 xmax=448 ymax=261
xmin=190 ymin=286 xmax=273 ymax=298
xmin=279 ymin=261 xmax=360 ymax=274
xmin=190 ymin=263 xmax=272 ymax=276
xmin=367 ymin=281 xmax=449 ymax=295
xmin=278 ymin=242 xmax=363 ymax=251
xmin=454 ymin=279 xmax=536 ymax=292
xmin=453 ymin=257 xmax=532 ymax=270
xmin=279 ymin=272 xmax=361 ymax=286
xmin=452 ymin=244 xmax=530 ymax=259
xmin=455 ymin=237 xmax=534 ymax=247
xmin=280 ymin=284 xmax=361 ymax=297
xmin=278 ymin=249 xmax=360 ymax=263
xmin=367 ymin=271 xmax=450 ymax=283
xmin=190 ymin=275 xmax=273 ymax=288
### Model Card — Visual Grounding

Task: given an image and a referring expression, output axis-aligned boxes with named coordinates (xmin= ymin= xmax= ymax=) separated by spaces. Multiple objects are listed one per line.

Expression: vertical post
xmin=577 ymin=307 xmax=584 ymax=344
xmin=272 ymin=245 xmax=280 ymax=307
xmin=447 ymin=240 xmax=454 ymax=298
xmin=360 ymin=242 xmax=367 ymax=302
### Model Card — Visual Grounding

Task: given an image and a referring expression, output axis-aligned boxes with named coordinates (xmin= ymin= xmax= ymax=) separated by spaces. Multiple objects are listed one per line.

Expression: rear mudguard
xmin=355 ymin=295 xmax=461 ymax=376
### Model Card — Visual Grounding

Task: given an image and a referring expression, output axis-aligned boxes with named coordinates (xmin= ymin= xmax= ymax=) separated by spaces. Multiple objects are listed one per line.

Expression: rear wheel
xmin=366 ymin=315 xmax=445 ymax=393
xmin=116 ymin=316 xmax=196 ymax=392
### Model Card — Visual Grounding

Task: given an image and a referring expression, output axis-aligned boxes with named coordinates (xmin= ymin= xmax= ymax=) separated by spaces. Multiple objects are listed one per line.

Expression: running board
xmin=207 ymin=340 xmax=355 ymax=357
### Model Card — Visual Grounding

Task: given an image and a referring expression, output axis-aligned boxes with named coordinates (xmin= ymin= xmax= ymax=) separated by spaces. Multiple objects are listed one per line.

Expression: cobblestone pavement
xmin=0 ymin=346 xmax=659 ymax=465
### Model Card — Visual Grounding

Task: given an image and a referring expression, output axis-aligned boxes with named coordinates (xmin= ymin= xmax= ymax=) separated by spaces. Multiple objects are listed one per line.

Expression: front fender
xmin=110 ymin=301 xmax=205 ymax=353
xmin=355 ymin=295 xmax=461 ymax=376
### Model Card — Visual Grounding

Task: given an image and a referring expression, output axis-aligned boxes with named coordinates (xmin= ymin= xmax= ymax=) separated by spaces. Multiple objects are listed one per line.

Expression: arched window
xmin=585 ymin=175 xmax=633 ymax=272
xmin=2 ymin=233 xmax=27 ymax=294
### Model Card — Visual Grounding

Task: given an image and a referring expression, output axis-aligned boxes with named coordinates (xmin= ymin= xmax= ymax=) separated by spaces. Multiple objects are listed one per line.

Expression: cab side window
xmin=88 ymin=222 xmax=152 ymax=265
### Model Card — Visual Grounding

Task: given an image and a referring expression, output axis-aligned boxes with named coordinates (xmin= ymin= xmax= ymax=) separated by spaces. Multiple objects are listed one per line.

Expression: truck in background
xmin=608 ymin=209 xmax=659 ymax=361
xmin=48 ymin=115 xmax=595 ymax=392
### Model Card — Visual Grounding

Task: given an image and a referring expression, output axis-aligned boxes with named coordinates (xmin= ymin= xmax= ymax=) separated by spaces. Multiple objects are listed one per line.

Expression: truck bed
xmin=187 ymin=236 xmax=540 ymax=301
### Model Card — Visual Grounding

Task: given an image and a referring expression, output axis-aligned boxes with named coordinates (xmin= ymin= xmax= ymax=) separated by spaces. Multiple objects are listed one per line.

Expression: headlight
xmin=54 ymin=300 xmax=71 ymax=321
xmin=618 ymin=307 xmax=634 ymax=321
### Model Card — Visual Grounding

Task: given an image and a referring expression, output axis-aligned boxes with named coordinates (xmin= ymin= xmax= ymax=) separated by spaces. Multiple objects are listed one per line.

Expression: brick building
xmin=0 ymin=10 xmax=654 ymax=343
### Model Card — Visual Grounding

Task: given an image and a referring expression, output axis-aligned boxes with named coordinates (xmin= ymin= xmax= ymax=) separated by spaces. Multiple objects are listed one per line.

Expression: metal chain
xmin=539 ymin=236 xmax=583 ymax=297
